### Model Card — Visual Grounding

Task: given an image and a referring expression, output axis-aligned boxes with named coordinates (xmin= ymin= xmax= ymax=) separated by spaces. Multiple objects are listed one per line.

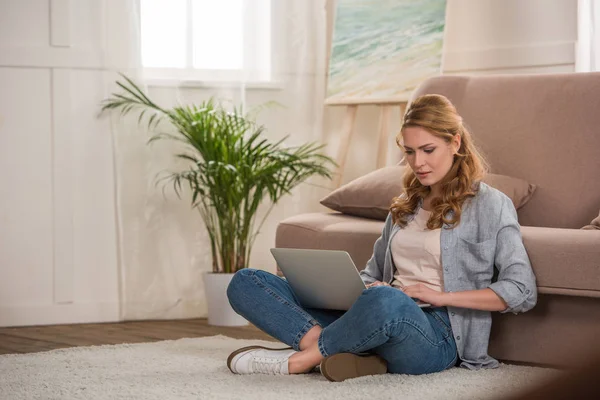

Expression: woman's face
xmin=401 ymin=126 xmax=460 ymax=194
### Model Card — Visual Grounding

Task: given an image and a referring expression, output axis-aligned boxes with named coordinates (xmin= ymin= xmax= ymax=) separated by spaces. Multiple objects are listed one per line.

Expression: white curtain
xmin=577 ymin=0 xmax=600 ymax=71
xmin=105 ymin=0 xmax=203 ymax=321
xmin=107 ymin=0 xmax=331 ymax=320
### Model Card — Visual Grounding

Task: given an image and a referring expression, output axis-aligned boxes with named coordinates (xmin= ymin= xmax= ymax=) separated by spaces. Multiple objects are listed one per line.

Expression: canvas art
xmin=326 ymin=0 xmax=448 ymax=105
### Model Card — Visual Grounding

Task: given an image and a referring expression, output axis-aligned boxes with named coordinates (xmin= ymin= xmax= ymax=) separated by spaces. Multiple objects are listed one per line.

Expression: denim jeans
xmin=227 ymin=269 xmax=458 ymax=375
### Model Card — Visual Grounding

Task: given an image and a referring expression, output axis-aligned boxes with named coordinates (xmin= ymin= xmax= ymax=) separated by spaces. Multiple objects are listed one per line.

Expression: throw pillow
xmin=482 ymin=173 xmax=537 ymax=210
xmin=581 ymin=210 xmax=600 ymax=230
xmin=320 ymin=166 xmax=404 ymax=220
xmin=320 ymin=165 xmax=536 ymax=221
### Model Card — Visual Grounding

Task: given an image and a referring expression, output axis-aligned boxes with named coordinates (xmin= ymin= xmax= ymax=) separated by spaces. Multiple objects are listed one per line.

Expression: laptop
xmin=270 ymin=248 xmax=431 ymax=311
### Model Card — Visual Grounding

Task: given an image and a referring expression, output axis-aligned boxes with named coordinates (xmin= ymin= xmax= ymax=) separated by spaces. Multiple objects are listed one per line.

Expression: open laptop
xmin=270 ymin=248 xmax=431 ymax=311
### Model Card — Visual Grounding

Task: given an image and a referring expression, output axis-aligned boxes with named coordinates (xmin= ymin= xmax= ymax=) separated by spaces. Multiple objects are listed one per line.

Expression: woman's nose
xmin=414 ymin=152 xmax=424 ymax=167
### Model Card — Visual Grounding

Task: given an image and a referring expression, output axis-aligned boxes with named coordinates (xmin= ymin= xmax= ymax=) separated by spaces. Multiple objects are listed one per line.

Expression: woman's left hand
xmin=402 ymin=283 xmax=447 ymax=307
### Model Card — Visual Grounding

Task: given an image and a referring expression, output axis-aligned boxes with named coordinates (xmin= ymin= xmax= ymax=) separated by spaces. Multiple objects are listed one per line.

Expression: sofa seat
xmin=521 ymin=227 xmax=600 ymax=297
xmin=275 ymin=214 xmax=600 ymax=296
xmin=275 ymin=212 xmax=384 ymax=274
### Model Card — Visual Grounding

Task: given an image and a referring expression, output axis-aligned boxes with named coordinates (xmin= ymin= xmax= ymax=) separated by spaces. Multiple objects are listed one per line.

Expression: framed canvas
xmin=326 ymin=0 xmax=448 ymax=105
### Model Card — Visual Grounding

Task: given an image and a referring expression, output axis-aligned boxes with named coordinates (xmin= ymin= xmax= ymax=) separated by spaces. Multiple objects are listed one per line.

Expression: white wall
xmin=324 ymin=0 xmax=578 ymax=186
xmin=0 ymin=0 xmax=120 ymax=326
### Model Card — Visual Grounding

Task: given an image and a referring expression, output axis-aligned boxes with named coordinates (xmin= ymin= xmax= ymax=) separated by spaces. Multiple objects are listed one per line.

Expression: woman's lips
xmin=417 ymin=172 xmax=431 ymax=178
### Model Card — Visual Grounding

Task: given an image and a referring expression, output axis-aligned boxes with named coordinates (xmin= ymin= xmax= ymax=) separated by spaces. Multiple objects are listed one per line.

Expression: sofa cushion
xmin=274 ymin=213 xmax=384 ymax=274
xmin=319 ymin=166 xmax=404 ymax=221
xmin=483 ymin=174 xmax=537 ymax=209
xmin=582 ymin=210 xmax=600 ymax=230
xmin=319 ymin=165 xmax=536 ymax=221
xmin=521 ymin=226 xmax=600 ymax=297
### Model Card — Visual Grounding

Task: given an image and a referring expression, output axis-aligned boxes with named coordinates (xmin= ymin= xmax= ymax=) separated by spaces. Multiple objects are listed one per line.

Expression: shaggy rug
xmin=0 ymin=335 xmax=561 ymax=400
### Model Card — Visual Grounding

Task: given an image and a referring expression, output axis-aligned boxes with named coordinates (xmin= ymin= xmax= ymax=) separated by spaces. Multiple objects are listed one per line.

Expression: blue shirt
xmin=359 ymin=182 xmax=538 ymax=369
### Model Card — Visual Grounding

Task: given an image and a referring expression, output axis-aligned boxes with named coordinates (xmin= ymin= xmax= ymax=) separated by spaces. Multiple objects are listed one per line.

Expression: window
xmin=140 ymin=0 xmax=272 ymax=83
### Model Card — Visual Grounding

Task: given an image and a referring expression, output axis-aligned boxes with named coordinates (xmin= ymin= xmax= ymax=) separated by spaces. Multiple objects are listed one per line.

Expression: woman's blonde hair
xmin=390 ymin=94 xmax=489 ymax=229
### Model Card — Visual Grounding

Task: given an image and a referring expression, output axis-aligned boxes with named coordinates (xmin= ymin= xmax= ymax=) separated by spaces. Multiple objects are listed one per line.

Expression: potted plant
xmin=102 ymin=75 xmax=335 ymax=326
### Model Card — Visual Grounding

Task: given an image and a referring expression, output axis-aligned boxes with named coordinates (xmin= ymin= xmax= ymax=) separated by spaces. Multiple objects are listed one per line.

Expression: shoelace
xmin=251 ymin=356 xmax=286 ymax=375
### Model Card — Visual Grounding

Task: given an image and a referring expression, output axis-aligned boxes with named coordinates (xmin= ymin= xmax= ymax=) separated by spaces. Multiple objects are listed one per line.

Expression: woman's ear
xmin=453 ymin=135 xmax=461 ymax=154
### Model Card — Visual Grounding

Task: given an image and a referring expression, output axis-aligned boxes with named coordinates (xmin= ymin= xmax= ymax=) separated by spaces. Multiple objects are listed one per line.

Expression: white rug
xmin=0 ymin=335 xmax=561 ymax=400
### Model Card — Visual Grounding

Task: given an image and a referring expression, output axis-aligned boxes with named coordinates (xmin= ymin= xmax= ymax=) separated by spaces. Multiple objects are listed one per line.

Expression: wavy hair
xmin=390 ymin=94 xmax=489 ymax=229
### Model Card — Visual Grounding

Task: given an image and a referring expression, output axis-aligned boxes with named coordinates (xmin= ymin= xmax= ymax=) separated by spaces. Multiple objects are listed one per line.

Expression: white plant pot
xmin=203 ymin=272 xmax=249 ymax=327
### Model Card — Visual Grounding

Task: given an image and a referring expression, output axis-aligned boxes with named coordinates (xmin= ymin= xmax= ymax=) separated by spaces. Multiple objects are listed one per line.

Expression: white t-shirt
xmin=391 ymin=207 xmax=444 ymax=292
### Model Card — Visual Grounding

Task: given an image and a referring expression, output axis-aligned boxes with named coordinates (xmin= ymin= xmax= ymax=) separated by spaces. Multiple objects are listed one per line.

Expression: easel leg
xmin=398 ymin=102 xmax=407 ymax=125
xmin=376 ymin=105 xmax=392 ymax=169
xmin=333 ymin=105 xmax=358 ymax=188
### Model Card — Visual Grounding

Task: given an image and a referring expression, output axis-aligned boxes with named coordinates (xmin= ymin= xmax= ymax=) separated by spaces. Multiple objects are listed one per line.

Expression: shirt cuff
xmin=488 ymin=280 xmax=532 ymax=314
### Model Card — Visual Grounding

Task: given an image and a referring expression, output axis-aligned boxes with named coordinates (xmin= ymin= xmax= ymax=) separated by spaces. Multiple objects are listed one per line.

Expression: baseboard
xmin=0 ymin=298 xmax=212 ymax=327
xmin=0 ymin=302 xmax=120 ymax=327
xmin=120 ymin=299 xmax=208 ymax=321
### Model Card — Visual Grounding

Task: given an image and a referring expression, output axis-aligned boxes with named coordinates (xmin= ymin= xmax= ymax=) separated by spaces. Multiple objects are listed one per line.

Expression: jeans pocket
xmin=430 ymin=309 xmax=452 ymax=338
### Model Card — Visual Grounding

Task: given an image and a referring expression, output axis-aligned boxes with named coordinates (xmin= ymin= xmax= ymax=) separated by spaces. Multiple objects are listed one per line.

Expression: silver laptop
xmin=270 ymin=248 xmax=366 ymax=310
xmin=270 ymin=248 xmax=432 ymax=311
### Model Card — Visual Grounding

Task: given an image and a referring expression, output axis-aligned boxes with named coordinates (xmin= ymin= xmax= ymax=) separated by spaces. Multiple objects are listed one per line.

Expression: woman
xmin=225 ymin=94 xmax=537 ymax=381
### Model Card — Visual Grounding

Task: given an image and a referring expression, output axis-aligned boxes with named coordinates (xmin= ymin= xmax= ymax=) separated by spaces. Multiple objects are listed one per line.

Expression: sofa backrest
xmin=409 ymin=73 xmax=600 ymax=229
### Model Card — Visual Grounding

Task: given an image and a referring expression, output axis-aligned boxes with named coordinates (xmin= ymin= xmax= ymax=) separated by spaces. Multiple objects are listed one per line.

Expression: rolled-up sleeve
xmin=488 ymin=196 xmax=538 ymax=314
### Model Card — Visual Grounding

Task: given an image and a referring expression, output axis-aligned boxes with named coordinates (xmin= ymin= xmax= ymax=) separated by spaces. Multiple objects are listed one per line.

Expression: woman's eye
xmin=404 ymin=149 xmax=435 ymax=155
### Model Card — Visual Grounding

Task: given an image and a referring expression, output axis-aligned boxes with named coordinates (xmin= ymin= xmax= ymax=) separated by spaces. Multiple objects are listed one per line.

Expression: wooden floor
xmin=0 ymin=319 xmax=277 ymax=355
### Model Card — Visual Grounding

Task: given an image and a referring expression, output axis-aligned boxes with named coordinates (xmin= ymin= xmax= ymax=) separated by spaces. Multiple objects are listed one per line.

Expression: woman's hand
xmin=365 ymin=281 xmax=390 ymax=288
xmin=402 ymin=283 xmax=446 ymax=307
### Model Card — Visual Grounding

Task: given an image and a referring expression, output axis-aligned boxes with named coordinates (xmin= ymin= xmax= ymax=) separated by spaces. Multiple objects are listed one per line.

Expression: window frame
xmin=140 ymin=0 xmax=279 ymax=88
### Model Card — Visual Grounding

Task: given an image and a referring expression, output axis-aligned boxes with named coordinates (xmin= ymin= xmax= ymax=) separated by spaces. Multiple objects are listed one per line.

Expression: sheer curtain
xmin=577 ymin=0 xmax=600 ymax=71
xmin=105 ymin=0 xmax=206 ymax=321
xmin=107 ymin=0 xmax=331 ymax=320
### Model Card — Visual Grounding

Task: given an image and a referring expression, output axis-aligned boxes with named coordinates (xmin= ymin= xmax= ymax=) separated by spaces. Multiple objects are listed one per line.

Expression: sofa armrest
xmin=521 ymin=226 xmax=600 ymax=297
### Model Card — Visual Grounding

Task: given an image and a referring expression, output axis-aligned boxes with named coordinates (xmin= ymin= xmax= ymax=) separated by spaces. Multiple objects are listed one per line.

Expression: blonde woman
xmin=225 ymin=94 xmax=537 ymax=381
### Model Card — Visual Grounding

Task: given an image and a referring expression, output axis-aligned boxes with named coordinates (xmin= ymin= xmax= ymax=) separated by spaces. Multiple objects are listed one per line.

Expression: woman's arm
xmin=406 ymin=195 xmax=536 ymax=313
xmin=487 ymin=195 xmax=538 ymax=314
xmin=403 ymin=284 xmax=508 ymax=311
xmin=443 ymin=288 xmax=507 ymax=311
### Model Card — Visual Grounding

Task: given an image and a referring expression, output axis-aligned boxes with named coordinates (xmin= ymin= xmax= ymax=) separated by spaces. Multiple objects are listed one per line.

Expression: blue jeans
xmin=227 ymin=269 xmax=458 ymax=375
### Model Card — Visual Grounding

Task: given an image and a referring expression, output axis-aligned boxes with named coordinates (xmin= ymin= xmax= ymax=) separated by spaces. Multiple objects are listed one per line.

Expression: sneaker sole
xmin=320 ymin=353 xmax=387 ymax=382
xmin=226 ymin=345 xmax=293 ymax=373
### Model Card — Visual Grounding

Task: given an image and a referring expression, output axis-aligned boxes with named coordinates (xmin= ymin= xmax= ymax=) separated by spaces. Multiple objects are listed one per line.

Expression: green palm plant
xmin=102 ymin=75 xmax=336 ymax=274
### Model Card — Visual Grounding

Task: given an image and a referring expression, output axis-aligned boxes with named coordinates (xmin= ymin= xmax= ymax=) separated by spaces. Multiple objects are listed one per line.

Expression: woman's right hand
xmin=366 ymin=281 xmax=390 ymax=288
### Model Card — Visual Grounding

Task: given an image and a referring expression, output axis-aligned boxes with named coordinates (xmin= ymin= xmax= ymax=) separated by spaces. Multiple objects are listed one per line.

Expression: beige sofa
xmin=275 ymin=72 xmax=600 ymax=368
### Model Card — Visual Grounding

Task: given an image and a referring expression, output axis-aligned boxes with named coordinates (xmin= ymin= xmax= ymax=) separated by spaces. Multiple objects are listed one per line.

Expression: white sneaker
xmin=227 ymin=345 xmax=297 ymax=375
